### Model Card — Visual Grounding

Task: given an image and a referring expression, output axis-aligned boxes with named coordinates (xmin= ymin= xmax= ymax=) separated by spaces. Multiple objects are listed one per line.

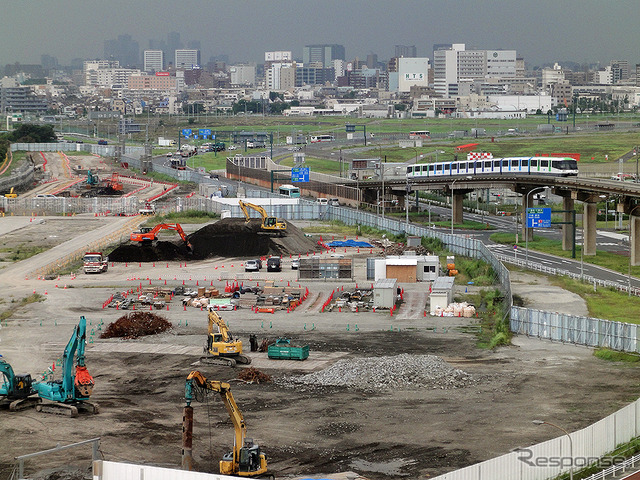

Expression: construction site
xmin=2 ymin=154 xmax=640 ymax=480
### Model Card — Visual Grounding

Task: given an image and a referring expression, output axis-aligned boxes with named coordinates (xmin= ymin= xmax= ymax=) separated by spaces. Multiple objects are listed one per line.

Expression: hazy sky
xmin=4 ymin=0 xmax=639 ymax=68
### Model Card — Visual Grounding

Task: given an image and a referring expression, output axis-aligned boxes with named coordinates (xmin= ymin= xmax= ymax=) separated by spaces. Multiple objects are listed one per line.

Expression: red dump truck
xmin=83 ymin=252 xmax=108 ymax=274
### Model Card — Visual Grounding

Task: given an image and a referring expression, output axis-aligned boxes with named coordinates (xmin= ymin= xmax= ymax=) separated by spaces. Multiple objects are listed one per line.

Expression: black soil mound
xmin=108 ymin=218 xmax=320 ymax=262
xmin=108 ymin=242 xmax=190 ymax=262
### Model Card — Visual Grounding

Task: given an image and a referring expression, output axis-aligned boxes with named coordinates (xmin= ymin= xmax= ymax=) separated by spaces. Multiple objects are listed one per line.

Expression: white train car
xmin=407 ymin=152 xmax=579 ymax=179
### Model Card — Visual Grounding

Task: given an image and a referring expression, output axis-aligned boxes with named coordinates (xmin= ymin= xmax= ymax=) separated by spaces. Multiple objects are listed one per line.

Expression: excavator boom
xmin=237 ymin=200 xmax=286 ymax=235
xmin=184 ymin=371 xmax=268 ymax=477
xmin=130 ymin=223 xmax=192 ymax=251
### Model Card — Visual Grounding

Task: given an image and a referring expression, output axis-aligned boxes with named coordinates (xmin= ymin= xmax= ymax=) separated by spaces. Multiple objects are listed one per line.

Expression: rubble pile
xmin=100 ymin=312 xmax=172 ymax=339
xmin=237 ymin=367 xmax=272 ymax=384
xmin=325 ymin=288 xmax=374 ymax=312
xmin=380 ymin=243 xmax=431 ymax=256
xmin=280 ymin=354 xmax=475 ymax=391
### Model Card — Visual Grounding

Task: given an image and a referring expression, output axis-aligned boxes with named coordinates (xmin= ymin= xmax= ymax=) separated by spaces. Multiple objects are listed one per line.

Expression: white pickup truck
xmin=83 ymin=252 xmax=108 ymax=274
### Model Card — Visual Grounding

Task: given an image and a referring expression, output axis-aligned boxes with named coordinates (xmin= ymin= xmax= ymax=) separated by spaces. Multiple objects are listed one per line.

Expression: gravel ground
xmin=278 ymin=354 xmax=476 ymax=391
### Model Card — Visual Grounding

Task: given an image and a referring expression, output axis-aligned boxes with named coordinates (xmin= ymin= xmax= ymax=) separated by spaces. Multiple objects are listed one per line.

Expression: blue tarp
xmin=326 ymin=240 xmax=373 ymax=248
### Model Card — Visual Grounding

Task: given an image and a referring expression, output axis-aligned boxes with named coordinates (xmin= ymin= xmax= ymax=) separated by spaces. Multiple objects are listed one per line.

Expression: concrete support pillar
xmin=562 ymin=197 xmax=575 ymax=252
xmin=631 ymin=215 xmax=640 ymax=266
xmin=583 ymin=201 xmax=597 ymax=256
xmin=452 ymin=193 xmax=464 ymax=225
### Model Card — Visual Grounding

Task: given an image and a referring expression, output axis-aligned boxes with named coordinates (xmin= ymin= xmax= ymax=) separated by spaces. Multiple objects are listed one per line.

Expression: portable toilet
xmin=373 ymin=278 xmax=397 ymax=309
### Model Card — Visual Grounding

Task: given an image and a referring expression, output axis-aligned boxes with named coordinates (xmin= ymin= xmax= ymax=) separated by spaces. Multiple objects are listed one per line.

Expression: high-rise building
xmin=433 ymin=43 xmax=516 ymax=97
xmin=144 ymin=50 xmax=164 ymax=72
xmin=611 ymin=60 xmax=629 ymax=83
xmin=104 ymin=34 xmax=140 ymax=67
xmin=41 ymin=54 xmax=58 ymax=70
xmin=303 ymin=44 xmax=345 ymax=68
xmin=395 ymin=45 xmax=417 ymax=58
xmin=366 ymin=54 xmax=378 ymax=69
xmin=175 ymin=50 xmax=200 ymax=69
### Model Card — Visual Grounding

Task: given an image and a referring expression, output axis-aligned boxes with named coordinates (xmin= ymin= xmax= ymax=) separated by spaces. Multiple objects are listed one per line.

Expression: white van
xmin=316 ymin=198 xmax=328 ymax=205
xmin=329 ymin=198 xmax=340 ymax=206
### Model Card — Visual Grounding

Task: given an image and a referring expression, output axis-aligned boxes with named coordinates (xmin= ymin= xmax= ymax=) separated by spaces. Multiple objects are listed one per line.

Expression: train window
xmin=407 ymin=166 xmax=413 ymax=174
xmin=530 ymin=160 xmax=537 ymax=168
xmin=511 ymin=159 xmax=519 ymax=167
xmin=428 ymin=165 xmax=434 ymax=172
xmin=493 ymin=161 xmax=500 ymax=168
xmin=444 ymin=163 xmax=451 ymax=172
xmin=502 ymin=160 xmax=509 ymax=167
xmin=541 ymin=160 xmax=549 ymax=168
xmin=484 ymin=161 xmax=491 ymax=169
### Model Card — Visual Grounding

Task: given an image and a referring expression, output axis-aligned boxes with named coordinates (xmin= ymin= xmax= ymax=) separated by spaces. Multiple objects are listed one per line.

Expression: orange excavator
xmin=130 ymin=223 xmax=192 ymax=251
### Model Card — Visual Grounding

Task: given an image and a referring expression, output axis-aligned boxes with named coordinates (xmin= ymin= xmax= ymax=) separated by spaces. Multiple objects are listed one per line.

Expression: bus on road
xmin=409 ymin=130 xmax=430 ymax=139
xmin=310 ymin=134 xmax=335 ymax=143
xmin=279 ymin=184 xmax=300 ymax=197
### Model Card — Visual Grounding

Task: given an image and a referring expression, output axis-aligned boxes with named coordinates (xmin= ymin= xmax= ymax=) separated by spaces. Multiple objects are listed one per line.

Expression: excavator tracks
xmin=8 ymin=396 xmax=42 ymax=412
xmin=198 ymin=355 xmax=252 ymax=367
xmin=36 ymin=401 xmax=100 ymax=417
xmin=199 ymin=356 xmax=237 ymax=367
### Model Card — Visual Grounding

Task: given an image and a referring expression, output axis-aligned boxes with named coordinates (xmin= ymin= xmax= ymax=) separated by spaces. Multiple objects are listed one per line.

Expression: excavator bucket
xmin=74 ymin=366 xmax=94 ymax=397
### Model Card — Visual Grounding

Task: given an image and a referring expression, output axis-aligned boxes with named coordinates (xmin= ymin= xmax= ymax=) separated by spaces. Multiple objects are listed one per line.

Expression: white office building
xmin=396 ymin=57 xmax=430 ymax=93
xmin=143 ymin=50 xmax=164 ymax=72
xmin=174 ymin=49 xmax=200 ymax=69
xmin=433 ymin=43 xmax=516 ymax=97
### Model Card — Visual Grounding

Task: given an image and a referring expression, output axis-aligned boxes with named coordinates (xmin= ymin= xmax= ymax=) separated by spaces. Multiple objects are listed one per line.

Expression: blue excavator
xmin=0 ymin=356 xmax=39 ymax=411
xmin=32 ymin=316 xmax=99 ymax=417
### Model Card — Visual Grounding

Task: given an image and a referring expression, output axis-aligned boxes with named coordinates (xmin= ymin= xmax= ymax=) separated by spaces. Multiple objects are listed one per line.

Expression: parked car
xmin=329 ymin=198 xmax=340 ymax=206
xmin=266 ymin=256 xmax=281 ymax=272
xmin=291 ymin=259 xmax=300 ymax=270
xmin=36 ymin=194 xmax=56 ymax=198
xmin=228 ymin=145 xmax=238 ymax=150
xmin=316 ymin=198 xmax=328 ymax=205
xmin=245 ymin=259 xmax=261 ymax=272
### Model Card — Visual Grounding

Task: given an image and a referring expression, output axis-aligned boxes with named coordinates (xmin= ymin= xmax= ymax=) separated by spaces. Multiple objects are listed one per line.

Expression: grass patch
xmin=143 ymin=209 xmax=219 ymax=227
xmin=0 ymin=294 xmax=45 ymax=322
xmin=543 ymin=274 xmax=640 ymax=324
xmin=594 ymin=348 xmax=640 ymax=363
xmin=490 ymin=232 xmax=640 ymax=278
xmin=0 ymin=245 xmax=48 ymax=262
xmin=469 ymin=289 xmax=511 ymax=349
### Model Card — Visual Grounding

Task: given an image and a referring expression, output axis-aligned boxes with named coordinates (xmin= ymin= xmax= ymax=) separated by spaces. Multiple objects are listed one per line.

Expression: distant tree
xmin=187 ymin=118 xmax=196 ymax=125
xmin=7 ymin=124 xmax=56 ymax=143
xmin=269 ymin=92 xmax=284 ymax=102
xmin=289 ymin=100 xmax=300 ymax=107
xmin=394 ymin=103 xmax=407 ymax=112
xmin=535 ymin=109 xmax=543 ymax=115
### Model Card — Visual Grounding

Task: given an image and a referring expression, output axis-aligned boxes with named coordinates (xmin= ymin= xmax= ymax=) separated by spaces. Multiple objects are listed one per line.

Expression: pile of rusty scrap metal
xmin=237 ymin=367 xmax=272 ymax=384
xmin=100 ymin=312 xmax=172 ymax=339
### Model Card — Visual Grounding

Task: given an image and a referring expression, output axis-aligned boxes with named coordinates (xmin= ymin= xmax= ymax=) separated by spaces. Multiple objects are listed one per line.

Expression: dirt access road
xmin=1 ymin=217 xmax=640 ymax=480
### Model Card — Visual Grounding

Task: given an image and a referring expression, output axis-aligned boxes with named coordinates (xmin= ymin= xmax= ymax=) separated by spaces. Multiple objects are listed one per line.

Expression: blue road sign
xmin=181 ymin=129 xmax=192 ymax=138
xmin=291 ymin=167 xmax=310 ymax=182
xmin=199 ymin=128 xmax=211 ymax=139
xmin=526 ymin=207 xmax=551 ymax=228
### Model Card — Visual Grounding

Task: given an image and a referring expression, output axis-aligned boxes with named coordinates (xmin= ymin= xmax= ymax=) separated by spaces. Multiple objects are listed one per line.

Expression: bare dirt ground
xmin=1 ymin=217 xmax=639 ymax=480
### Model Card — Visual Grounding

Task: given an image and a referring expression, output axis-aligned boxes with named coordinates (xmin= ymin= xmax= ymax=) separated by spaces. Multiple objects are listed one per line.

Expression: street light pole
xmin=627 ymin=205 xmax=640 ymax=296
xmin=533 ymin=420 xmax=573 ymax=480
xmin=525 ymin=187 xmax=546 ymax=267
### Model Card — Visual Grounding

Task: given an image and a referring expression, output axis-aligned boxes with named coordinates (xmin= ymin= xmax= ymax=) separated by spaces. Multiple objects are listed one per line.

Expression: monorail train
xmin=406 ymin=154 xmax=579 ymax=179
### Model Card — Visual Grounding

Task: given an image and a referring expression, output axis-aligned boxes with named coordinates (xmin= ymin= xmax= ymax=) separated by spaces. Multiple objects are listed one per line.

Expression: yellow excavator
xmin=183 ymin=371 xmax=270 ymax=478
xmin=202 ymin=311 xmax=251 ymax=367
xmin=238 ymin=199 xmax=286 ymax=235
xmin=5 ymin=187 xmax=17 ymax=198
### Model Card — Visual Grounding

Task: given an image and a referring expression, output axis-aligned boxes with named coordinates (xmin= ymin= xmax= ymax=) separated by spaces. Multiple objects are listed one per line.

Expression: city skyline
xmin=4 ymin=0 xmax=640 ymax=69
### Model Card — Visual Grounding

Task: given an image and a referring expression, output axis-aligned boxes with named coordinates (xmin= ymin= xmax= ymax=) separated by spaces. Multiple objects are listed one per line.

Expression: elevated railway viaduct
xmin=360 ymin=175 xmax=640 ymax=264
